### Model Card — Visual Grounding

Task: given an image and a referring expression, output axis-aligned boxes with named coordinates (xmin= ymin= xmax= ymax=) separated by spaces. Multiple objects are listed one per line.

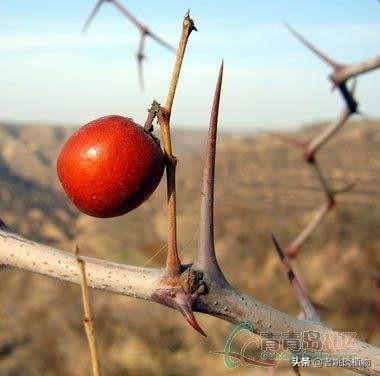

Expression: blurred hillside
xmin=0 ymin=119 xmax=379 ymax=375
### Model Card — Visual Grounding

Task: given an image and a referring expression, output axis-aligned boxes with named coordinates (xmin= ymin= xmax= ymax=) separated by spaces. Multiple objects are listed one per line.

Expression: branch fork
xmin=83 ymin=0 xmax=176 ymax=89
xmin=285 ymin=23 xmax=380 ymax=98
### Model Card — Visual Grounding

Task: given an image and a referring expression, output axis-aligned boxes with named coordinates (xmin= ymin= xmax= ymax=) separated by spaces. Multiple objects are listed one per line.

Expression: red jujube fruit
xmin=57 ymin=115 xmax=165 ymax=218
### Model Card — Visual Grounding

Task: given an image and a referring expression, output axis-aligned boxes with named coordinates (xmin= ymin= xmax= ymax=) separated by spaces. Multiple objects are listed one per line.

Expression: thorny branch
xmin=271 ymin=23 xmax=379 ymax=356
xmin=82 ymin=0 xmax=176 ymax=90
xmin=278 ymin=25 xmax=364 ymax=259
xmin=272 ymin=235 xmax=321 ymax=323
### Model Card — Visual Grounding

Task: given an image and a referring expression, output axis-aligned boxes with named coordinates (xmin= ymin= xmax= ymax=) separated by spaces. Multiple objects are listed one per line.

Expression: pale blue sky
xmin=0 ymin=1 xmax=379 ymax=130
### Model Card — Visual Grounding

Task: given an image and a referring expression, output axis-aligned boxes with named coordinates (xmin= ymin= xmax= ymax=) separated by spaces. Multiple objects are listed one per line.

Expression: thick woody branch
xmin=0 ymin=229 xmax=161 ymax=298
xmin=1 ymin=229 xmax=379 ymax=375
xmin=196 ymin=61 xmax=226 ymax=281
xmin=195 ymin=283 xmax=380 ymax=376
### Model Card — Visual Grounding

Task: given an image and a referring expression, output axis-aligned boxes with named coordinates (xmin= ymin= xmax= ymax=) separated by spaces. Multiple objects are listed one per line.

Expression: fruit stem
xmin=157 ymin=11 xmax=197 ymax=277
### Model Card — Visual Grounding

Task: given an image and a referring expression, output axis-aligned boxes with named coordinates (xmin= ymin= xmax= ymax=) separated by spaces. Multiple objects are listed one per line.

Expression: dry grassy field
xmin=0 ymin=119 xmax=379 ymax=375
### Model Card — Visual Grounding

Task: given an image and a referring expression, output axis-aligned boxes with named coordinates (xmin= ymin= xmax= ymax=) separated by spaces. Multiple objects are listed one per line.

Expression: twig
xmin=286 ymin=202 xmax=331 ymax=258
xmin=331 ymin=56 xmax=380 ymax=86
xmin=272 ymin=235 xmax=321 ymax=322
xmin=82 ymin=0 xmax=175 ymax=90
xmin=156 ymin=11 xmax=197 ymax=277
xmin=75 ymin=246 xmax=101 ymax=376
xmin=305 ymin=107 xmax=352 ymax=159
xmin=275 ymin=33 xmax=359 ymax=258
xmin=146 ymin=12 xmax=206 ymax=337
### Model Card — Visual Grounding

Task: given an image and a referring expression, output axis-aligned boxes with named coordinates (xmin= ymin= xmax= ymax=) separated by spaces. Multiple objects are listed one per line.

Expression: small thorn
xmin=179 ymin=306 xmax=207 ymax=337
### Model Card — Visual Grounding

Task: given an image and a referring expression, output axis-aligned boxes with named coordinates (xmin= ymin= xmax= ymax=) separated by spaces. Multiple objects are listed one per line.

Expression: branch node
xmin=152 ymin=267 xmax=207 ymax=337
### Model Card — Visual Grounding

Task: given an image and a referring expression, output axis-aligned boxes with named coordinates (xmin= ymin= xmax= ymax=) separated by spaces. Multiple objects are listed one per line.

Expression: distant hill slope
xmin=0 ymin=119 xmax=379 ymax=375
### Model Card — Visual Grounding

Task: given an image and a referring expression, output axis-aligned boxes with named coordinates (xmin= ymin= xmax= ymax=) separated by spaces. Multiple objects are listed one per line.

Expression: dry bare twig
xmin=75 ymin=245 xmax=101 ymax=376
xmin=272 ymin=235 xmax=321 ymax=323
xmin=266 ymin=27 xmax=378 ymax=357
xmin=83 ymin=0 xmax=176 ymax=90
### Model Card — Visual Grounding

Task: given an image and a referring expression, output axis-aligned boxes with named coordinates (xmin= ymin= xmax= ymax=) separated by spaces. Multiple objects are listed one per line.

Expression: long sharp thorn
xmin=285 ymin=23 xmax=343 ymax=70
xmin=178 ymin=306 xmax=207 ymax=337
xmin=82 ymin=0 xmax=105 ymax=33
xmin=197 ymin=61 xmax=224 ymax=278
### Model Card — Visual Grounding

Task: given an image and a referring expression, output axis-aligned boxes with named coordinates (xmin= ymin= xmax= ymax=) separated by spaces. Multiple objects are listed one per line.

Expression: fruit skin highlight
xmin=57 ymin=115 xmax=165 ymax=218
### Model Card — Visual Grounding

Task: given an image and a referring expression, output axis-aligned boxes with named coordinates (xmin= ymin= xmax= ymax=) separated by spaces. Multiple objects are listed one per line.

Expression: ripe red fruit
xmin=57 ymin=115 xmax=165 ymax=218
